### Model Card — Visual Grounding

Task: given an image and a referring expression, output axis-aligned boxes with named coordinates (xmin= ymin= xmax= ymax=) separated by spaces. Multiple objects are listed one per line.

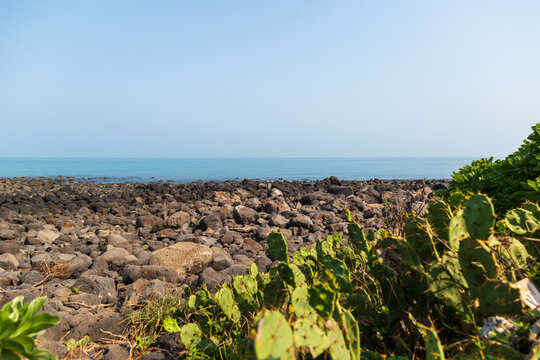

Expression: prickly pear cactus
xmin=293 ymin=319 xmax=330 ymax=357
xmin=477 ymin=279 xmax=522 ymax=315
xmin=322 ymin=257 xmax=352 ymax=292
xmin=340 ymin=307 xmax=360 ymax=360
xmin=404 ymin=216 xmax=437 ymax=262
xmin=291 ymin=285 xmax=317 ymax=321
xmin=254 ymin=310 xmax=294 ymax=360
xmin=464 ymin=194 xmax=495 ymax=240
xmin=522 ymin=202 xmax=540 ymax=218
xmin=448 ymin=211 xmax=469 ymax=251
xmin=308 ymin=282 xmax=337 ymax=319
xmin=194 ymin=286 xmax=213 ymax=308
xmin=425 ymin=255 xmax=467 ymax=310
xmin=417 ymin=323 xmax=445 ymax=360
xmin=505 ymin=204 xmax=540 ymax=236
xmin=267 ymin=231 xmax=289 ymax=263
xmin=499 ymin=237 xmax=531 ymax=270
xmin=216 ymin=286 xmax=240 ymax=321
xmin=233 ymin=274 xmax=258 ymax=309
xmin=347 ymin=222 xmax=370 ymax=253
xmin=276 ymin=263 xmax=296 ymax=288
xmin=163 ymin=316 xmax=181 ymax=333
xmin=427 ymin=200 xmax=453 ymax=243
xmin=386 ymin=236 xmax=423 ymax=272
xmin=326 ymin=318 xmax=352 ymax=360
xmin=180 ymin=323 xmax=215 ymax=353
xmin=458 ymin=238 xmax=498 ymax=293
xmin=316 ymin=237 xmax=335 ymax=260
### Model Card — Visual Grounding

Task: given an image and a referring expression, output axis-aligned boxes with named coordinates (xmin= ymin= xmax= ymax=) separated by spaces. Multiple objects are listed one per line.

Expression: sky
xmin=0 ymin=1 xmax=539 ymax=158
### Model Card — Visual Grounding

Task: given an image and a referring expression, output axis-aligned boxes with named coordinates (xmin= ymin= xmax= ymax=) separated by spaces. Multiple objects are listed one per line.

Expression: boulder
xmin=96 ymin=247 xmax=138 ymax=271
xmin=136 ymin=215 xmax=160 ymax=228
xmin=328 ymin=186 xmax=354 ymax=197
xmin=121 ymin=265 xmax=181 ymax=284
xmin=65 ymin=311 xmax=123 ymax=342
xmin=199 ymin=213 xmax=222 ymax=231
xmin=149 ymin=242 xmax=212 ymax=278
xmin=167 ymin=211 xmax=191 ymax=229
xmin=66 ymin=255 xmax=92 ymax=276
xmin=233 ymin=205 xmax=259 ymax=224
xmin=0 ymin=253 xmax=19 ymax=270
xmin=290 ymin=215 xmax=313 ymax=229
xmin=156 ymin=228 xmax=176 ymax=239
xmin=33 ymin=229 xmax=61 ymax=244
xmin=270 ymin=215 xmax=288 ymax=228
xmin=243 ymin=238 xmax=262 ymax=255
xmin=301 ymin=191 xmax=336 ymax=205
xmin=198 ymin=268 xmax=231 ymax=290
xmin=211 ymin=247 xmax=233 ymax=271
xmin=72 ymin=273 xmax=118 ymax=304
xmin=102 ymin=344 xmax=130 ymax=360
xmin=106 ymin=234 xmax=132 ymax=251
xmin=0 ymin=240 xmax=21 ymax=254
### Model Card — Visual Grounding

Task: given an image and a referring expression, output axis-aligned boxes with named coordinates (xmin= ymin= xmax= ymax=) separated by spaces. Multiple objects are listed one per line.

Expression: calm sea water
xmin=0 ymin=158 xmax=476 ymax=183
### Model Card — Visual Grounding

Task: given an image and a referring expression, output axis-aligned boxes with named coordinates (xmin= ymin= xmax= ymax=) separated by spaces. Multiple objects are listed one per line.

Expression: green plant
xmin=98 ymin=239 xmax=108 ymax=252
xmin=64 ymin=335 xmax=89 ymax=352
xmin=0 ymin=296 xmax=60 ymax=360
xmin=159 ymin=194 xmax=539 ymax=359
xmin=441 ymin=123 xmax=540 ymax=213
xmin=127 ymin=290 xmax=184 ymax=354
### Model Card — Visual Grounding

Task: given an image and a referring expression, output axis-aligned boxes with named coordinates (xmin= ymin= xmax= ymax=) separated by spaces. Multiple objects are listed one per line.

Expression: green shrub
xmin=442 ymin=123 xmax=540 ymax=213
xmin=0 ymin=296 xmax=60 ymax=360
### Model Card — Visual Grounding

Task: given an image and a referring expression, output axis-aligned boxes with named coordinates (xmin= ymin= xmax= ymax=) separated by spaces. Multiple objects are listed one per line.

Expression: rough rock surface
xmin=149 ymin=242 xmax=213 ymax=277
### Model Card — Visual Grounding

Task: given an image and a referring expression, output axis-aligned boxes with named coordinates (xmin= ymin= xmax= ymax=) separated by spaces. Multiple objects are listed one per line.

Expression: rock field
xmin=0 ymin=177 xmax=448 ymax=359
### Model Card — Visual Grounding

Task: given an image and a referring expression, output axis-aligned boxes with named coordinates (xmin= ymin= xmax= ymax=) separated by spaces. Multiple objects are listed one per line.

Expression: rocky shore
xmin=0 ymin=177 xmax=448 ymax=359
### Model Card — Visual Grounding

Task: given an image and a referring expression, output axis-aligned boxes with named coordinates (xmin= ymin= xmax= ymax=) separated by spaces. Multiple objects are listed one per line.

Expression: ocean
xmin=0 ymin=157 xmax=476 ymax=183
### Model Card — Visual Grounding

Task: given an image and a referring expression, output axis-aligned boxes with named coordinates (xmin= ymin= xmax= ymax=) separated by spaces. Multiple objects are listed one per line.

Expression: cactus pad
xmin=267 ymin=231 xmax=289 ymax=263
xmin=293 ymin=319 xmax=330 ymax=357
xmin=417 ymin=323 xmax=445 ymax=360
xmin=347 ymin=223 xmax=370 ymax=253
xmin=322 ymin=257 xmax=352 ymax=292
xmin=325 ymin=318 xmax=352 ymax=360
xmin=291 ymin=286 xmax=317 ymax=320
xmin=448 ymin=211 xmax=469 ymax=251
xmin=425 ymin=255 xmax=466 ymax=310
xmin=478 ymin=279 xmax=522 ymax=315
xmin=427 ymin=200 xmax=453 ymax=242
xmin=308 ymin=282 xmax=337 ymax=319
xmin=254 ymin=311 xmax=294 ymax=359
xmin=505 ymin=207 xmax=540 ymax=236
xmin=216 ymin=286 xmax=240 ymax=321
xmin=404 ymin=216 xmax=436 ymax=262
xmin=464 ymin=194 xmax=495 ymax=240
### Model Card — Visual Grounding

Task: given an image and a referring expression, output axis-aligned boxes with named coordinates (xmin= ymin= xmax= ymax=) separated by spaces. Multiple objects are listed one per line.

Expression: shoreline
xmin=1 ymin=175 xmax=452 ymax=184
xmin=0 ymin=177 xmax=448 ymax=358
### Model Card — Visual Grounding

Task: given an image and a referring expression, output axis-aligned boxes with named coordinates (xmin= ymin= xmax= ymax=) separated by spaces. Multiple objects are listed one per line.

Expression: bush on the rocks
xmin=441 ymin=123 xmax=540 ymax=213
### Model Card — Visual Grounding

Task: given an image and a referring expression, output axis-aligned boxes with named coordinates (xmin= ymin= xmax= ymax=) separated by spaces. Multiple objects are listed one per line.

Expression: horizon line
xmin=0 ymin=155 xmax=496 ymax=160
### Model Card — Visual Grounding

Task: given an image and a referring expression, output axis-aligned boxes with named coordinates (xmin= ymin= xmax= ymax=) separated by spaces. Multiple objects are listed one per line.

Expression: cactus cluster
xmin=162 ymin=194 xmax=538 ymax=359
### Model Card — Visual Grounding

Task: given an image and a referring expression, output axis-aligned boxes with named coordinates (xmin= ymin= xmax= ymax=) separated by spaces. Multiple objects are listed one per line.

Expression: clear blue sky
xmin=1 ymin=1 xmax=539 ymax=158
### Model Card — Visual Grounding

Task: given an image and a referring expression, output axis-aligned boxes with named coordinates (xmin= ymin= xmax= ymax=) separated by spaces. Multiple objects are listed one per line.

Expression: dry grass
xmin=34 ymin=261 xmax=72 ymax=286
